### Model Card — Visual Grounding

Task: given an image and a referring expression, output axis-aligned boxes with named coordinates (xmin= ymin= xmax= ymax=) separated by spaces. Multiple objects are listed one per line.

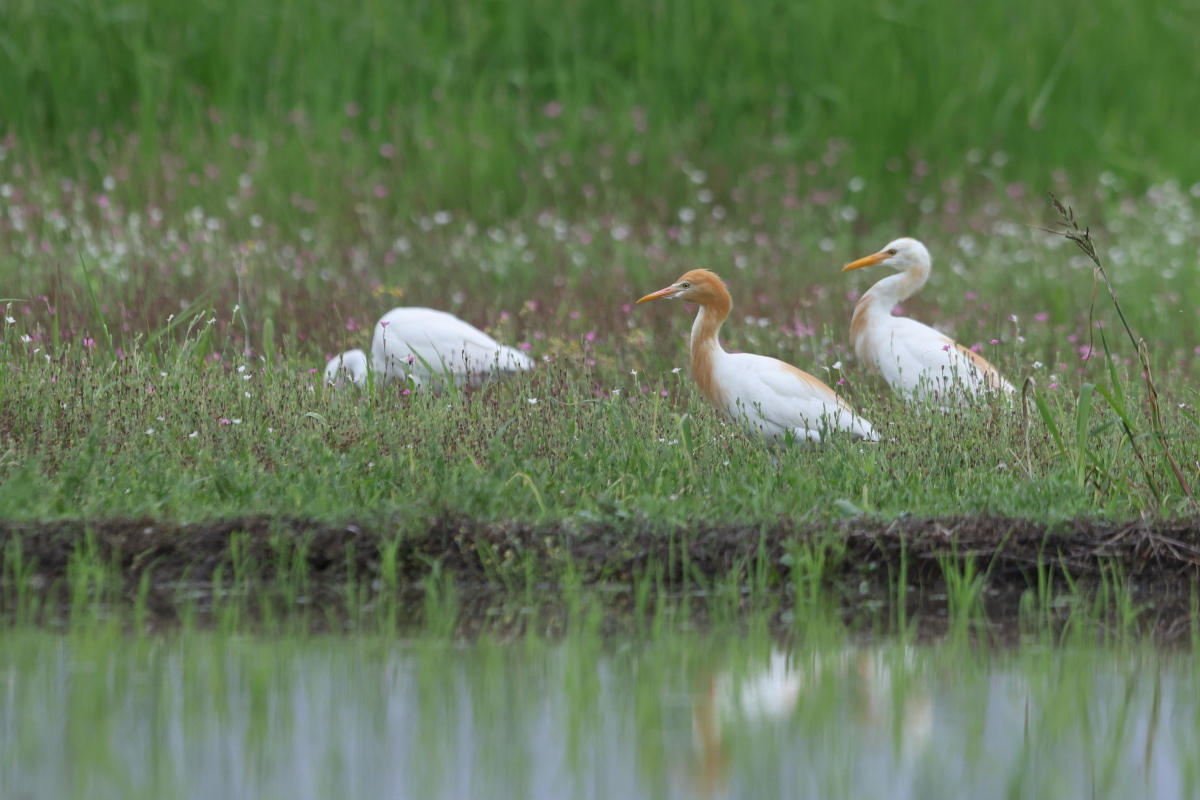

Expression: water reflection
xmin=690 ymin=647 xmax=935 ymax=798
xmin=0 ymin=635 xmax=1193 ymax=800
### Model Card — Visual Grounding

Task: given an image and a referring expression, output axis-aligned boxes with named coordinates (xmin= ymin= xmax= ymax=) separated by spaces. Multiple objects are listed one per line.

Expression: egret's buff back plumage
xmin=637 ymin=269 xmax=877 ymax=444
xmin=844 ymin=237 xmax=1014 ymax=405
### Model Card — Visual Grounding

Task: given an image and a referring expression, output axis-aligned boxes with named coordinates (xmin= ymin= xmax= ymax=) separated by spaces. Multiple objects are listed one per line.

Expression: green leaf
xmin=1075 ymin=383 xmax=1095 ymax=486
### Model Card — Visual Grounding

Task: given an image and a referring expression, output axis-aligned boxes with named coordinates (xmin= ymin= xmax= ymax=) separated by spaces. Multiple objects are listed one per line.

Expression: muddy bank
xmin=2 ymin=513 xmax=1198 ymax=599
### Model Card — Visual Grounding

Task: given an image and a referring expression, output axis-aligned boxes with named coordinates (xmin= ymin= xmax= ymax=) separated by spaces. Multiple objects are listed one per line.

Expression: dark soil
xmin=2 ymin=514 xmax=1199 ymax=639
xmin=6 ymin=513 xmax=1200 ymax=584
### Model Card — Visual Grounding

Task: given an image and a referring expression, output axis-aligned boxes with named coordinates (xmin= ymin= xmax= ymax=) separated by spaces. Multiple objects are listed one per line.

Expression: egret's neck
xmin=850 ymin=264 xmax=929 ymax=349
xmin=689 ymin=294 xmax=731 ymax=407
xmin=863 ymin=264 xmax=929 ymax=309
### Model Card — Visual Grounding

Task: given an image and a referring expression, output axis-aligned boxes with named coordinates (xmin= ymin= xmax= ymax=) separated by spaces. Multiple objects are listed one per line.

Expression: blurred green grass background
xmin=3 ymin=0 xmax=1198 ymax=217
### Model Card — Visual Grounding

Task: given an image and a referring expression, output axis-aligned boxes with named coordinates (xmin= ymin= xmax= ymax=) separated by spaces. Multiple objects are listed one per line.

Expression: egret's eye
xmin=887 ymin=249 xmax=898 ymax=255
xmin=679 ymin=282 xmax=691 ymax=289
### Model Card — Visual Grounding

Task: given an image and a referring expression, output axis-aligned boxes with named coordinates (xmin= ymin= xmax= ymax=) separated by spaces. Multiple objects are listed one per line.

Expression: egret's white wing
xmin=718 ymin=353 xmax=878 ymax=442
xmin=866 ymin=317 xmax=1012 ymax=402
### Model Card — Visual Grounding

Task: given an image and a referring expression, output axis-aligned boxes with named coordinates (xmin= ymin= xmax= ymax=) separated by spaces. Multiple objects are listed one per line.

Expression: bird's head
xmin=843 ymin=237 xmax=930 ymax=273
xmin=637 ymin=269 xmax=727 ymax=306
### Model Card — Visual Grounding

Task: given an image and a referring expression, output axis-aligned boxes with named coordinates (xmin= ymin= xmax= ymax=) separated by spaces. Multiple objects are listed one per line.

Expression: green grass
xmin=0 ymin=314 xmax=1191 ymax=524
xmin=2 ymin=0 xmax=1199 ymax=218
xmin=0 ymin=163 xmax=1197 ymax=525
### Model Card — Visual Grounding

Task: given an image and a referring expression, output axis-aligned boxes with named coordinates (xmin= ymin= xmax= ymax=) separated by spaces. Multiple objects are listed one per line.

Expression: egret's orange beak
xmin=637 ymin=285 xmax=680 ymax=303
xmin=842 ymin=251 xmax=889 ymax=272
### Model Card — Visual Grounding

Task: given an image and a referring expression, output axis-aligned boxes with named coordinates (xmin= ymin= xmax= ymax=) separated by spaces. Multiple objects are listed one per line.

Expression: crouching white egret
xmin=325 ymin=307 xmax=535 ymax=390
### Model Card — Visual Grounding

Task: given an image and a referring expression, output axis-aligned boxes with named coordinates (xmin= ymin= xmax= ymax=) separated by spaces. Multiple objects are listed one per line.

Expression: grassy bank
xmin=2 ymin=3 xmax=1200 ymax=612
xmin=1 ymin=154 xmax=1198 ymax=525
xmin=2 ymin=0 xmax=1199 ymax=218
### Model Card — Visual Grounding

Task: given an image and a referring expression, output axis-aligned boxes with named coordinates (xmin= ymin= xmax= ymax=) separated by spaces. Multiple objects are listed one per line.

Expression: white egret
xmin=324 ymin=307 xmax=534 ymax=391
xmin=371 ymin=307 xmax=534 ymax=389
xmin=843 ymin=238 xmax=1014 ymax=405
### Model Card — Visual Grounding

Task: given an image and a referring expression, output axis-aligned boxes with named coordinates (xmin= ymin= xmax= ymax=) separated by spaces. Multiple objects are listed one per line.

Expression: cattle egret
xmin=843 ymin=238 xmax=1014 ymax=405
xmin=323 ymin=348 xmax=371 ymax=388
xmin=637 ymin=270 xmax=877 ymax=444
xmin=371 ymin=307 xmax=535 ymax=389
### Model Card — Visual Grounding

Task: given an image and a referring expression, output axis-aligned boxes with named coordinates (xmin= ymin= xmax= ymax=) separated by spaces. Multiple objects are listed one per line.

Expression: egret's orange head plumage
xmin=637 ymin=269 xmax=728 ymax=305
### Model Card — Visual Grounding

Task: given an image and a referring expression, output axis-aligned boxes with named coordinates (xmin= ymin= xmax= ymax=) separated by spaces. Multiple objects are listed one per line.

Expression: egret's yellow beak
xmin=842 ymin=251 xmax=889 ymax=272
xmin=637 ymin=285 xmax=680 ymax=303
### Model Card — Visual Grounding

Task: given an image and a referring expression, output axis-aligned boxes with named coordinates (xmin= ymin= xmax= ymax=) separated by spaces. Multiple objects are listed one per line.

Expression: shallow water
xmin=0 ymin=632 xmax=1195 ymax=800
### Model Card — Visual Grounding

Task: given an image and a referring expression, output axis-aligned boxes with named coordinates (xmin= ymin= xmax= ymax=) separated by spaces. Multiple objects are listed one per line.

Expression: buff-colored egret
xmin=638 ymin=270 xmax=877 ymax=444
xmin=843 ymin=238 xmax=1014 ymax=405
